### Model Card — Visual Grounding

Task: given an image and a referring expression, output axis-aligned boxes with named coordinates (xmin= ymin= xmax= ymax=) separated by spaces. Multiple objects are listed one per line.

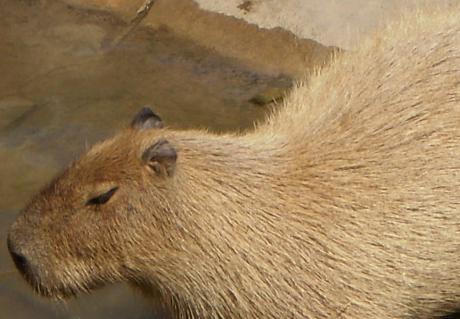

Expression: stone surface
xmin=195 ymin=0 xmax=458 ymax=49
xmin=63 ymin=0 xmax=337 ymax=78
xmin=0 ymin=97 xmax=36 ymax=129
xmin=249 ymin=86 xmax=290 ymax=106
xmin=62 ymin=0 xmax=458 ymax=51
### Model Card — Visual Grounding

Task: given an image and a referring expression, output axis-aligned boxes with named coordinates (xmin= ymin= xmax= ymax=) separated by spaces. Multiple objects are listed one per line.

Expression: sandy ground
xmin=195 ymin=0 xmax=458 ymax=49
xmin=64 ymin=0 xmax=458 ymax=50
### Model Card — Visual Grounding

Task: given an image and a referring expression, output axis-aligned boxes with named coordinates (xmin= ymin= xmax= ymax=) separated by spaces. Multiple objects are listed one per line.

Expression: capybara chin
xmin=7 ymin=5 xmax=460 ymax=319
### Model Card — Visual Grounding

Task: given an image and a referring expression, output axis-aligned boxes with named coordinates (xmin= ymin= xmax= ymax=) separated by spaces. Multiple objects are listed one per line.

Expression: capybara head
xmin=7 ymin=107 xmax=177 ymax=299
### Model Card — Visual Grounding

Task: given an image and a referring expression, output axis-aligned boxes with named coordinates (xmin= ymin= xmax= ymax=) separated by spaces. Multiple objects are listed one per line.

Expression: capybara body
xmin=7 ymin=6 xmax=460 ymax=319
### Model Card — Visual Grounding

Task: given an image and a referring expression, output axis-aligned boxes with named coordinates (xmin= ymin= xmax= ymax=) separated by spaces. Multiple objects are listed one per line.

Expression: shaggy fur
xmin=8 ymin=6 xmax=460 ymax=319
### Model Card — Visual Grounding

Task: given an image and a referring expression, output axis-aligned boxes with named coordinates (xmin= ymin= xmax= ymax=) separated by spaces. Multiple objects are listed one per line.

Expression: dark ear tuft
xmin=142 ymin=138 xmax=177 ymax=177
xmin=131 ymin=107 xmax=164 ymax=130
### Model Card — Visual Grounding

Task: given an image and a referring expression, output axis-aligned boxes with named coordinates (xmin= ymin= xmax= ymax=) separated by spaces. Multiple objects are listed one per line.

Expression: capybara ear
xmin=131 ymin=106 xmax=164 ymax=130
xmin=142 ymin=138 xmax=177 ymax=177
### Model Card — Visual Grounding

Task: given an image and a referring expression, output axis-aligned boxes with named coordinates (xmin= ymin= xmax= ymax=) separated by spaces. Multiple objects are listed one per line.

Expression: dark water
xmin=0 ymin=0 xmax=291 ymax=317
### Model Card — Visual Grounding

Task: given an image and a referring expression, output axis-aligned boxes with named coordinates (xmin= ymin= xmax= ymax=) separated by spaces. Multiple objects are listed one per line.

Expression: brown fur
xmin=7 ymin=6 xmax=460 ymax=319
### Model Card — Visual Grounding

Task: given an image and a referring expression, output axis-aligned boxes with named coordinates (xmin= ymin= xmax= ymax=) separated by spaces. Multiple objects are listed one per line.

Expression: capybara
xmin=7 ymin=6 xmax=460 ymax=319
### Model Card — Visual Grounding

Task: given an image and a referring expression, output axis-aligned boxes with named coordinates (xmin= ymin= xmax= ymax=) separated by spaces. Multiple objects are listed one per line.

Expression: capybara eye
xmin=85 ymin=187 xmax=118 ymax=206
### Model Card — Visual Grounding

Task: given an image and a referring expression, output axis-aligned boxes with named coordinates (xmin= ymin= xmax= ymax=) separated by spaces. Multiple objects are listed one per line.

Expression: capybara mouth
xmin=11 ymin=266 xmax=75 ymax=299
xmin=7 ymin=237 xmax=74 ymax=299
xmin=29 ymin=276 xmax=106 ymax=300
xmin=8 ymin=231 xmax=113 ymax=299
xmin=11 ymin=263 xmax=104 ymax=300
xmin=32 ymin=280 xmax=77 ymax=299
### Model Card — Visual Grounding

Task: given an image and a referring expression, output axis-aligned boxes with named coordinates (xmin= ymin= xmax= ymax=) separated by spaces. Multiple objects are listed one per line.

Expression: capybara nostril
xmin=7 ymin=237 xmax=30 ymax=276
xmin=10 ymin=250 xmax=29 ymax=275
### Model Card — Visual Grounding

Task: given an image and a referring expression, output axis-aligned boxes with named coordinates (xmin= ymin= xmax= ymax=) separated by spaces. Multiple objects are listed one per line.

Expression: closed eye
xmin=86 ymin=187 xmax=118 ymax=206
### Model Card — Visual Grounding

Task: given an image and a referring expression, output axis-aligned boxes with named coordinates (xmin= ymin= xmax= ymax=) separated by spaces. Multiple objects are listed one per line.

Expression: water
xmin=0 ymin=0 xmax=292 ymax=317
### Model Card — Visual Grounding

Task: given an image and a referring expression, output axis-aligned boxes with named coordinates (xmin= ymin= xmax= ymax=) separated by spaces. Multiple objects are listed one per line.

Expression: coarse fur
xmin=7 ymin=6 xmax=460 ymax=319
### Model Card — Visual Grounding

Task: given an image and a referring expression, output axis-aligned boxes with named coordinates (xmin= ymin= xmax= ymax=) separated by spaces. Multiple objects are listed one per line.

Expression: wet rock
xmin=249 ymin=86 xmax=290 ymax=106
xmin=0 ymin=147 xmax=58 ymax=212
xmin=0 ymin=97 xmax=36 ymax=129
xmin=42 ymin=23 xmax=106 ymax=55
